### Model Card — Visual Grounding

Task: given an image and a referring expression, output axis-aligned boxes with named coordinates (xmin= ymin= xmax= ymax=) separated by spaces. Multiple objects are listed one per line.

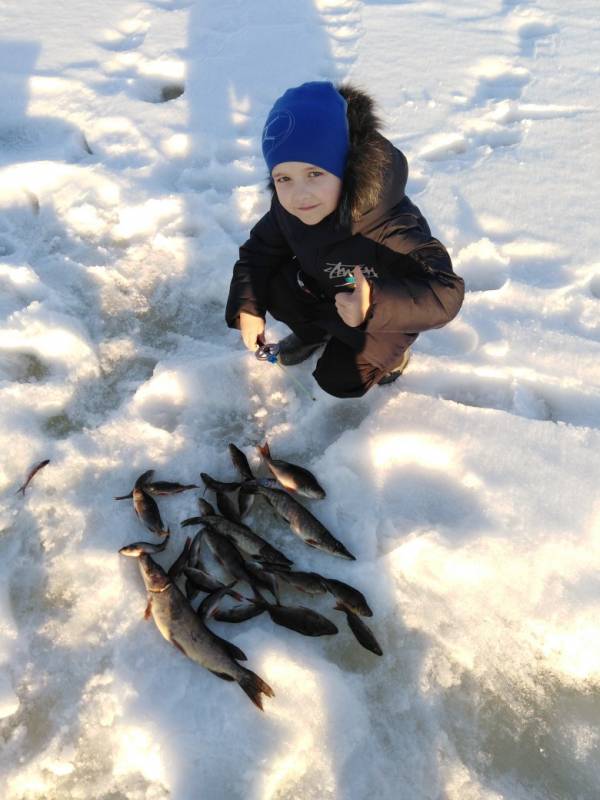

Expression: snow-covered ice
xmin=1 ymin=0 xmax=599 ymax=798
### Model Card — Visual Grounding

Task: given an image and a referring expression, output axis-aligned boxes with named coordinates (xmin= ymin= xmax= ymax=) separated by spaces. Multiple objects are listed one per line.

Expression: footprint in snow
xmin=97 ymin=19 xmax=149 ymax=53
xmin=507 ymin=8 xmax=557 ymax=57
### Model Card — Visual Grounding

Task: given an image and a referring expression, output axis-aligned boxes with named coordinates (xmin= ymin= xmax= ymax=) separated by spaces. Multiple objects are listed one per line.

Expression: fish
xmin=115 ymin=480 xmax=199 ymax=500
xmin=322 ymin=578 xmax=373 ymax=617
xmin=258 ymin=442 xmax=326 ymax=499
xmin=16 ymin=459 xmax=50 ymax=495
xmin=266 ymin=604 xmax=338 ymax=637
xmin=247 ymin=484 xmax=355 ymax=561
xmin=167 ymin=537 xmax=192 ymax=580
xmin=216 ymin=490 xmax=242 ymax=523
xmin=228 ymin=443 xmax=254 ymax=481
xmin=203 ymin=530 xmax=255 ymax=587
xmin=244 ymin=561 xmax=280 ymax=603
xmin=184 ymin=566 xmax=237 ymax=595
xmin=200 ymin=472 xmax=244 ymax=494
xmin=335 ymin=602 xmax=382 ymax=656
xmin=238 ymin=487 xmax=255 ymax=519
xmin=264 ymin=568 xmax=328 ymax=597
xmin=198 ymin=515 xmax=292 ymax=568
xmin=133 ymin=473 xmax=169 ymax=537
xmin=119 ymin=538 xmax=170 ymax=557
xmin=213 ymin=603 xmax=268 ymax=624
xmin=197 ymin=584 xmax=245 ymax=620
xmin=136 ymin=554 xmax=274 ymax=709
xmin=114 ymin=469 xmax=154 ymax=500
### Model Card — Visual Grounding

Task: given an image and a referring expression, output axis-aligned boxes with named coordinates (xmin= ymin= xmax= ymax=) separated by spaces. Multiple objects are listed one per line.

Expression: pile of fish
xmin=118 ymin=442 xmax=382 ymax=712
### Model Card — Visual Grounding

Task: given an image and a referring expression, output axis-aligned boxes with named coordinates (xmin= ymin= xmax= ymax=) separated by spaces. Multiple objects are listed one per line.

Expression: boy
xmin=226 ymin=81 xmax=464 ymax=398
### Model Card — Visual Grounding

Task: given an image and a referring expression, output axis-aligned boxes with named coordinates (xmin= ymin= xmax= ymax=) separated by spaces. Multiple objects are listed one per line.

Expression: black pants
xmin=266 ymin=263 xmax=397 ymax=399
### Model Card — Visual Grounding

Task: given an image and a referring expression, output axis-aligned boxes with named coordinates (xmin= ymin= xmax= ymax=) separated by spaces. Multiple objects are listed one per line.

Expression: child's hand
xmin=334 ymin=266 xmax=371 ymax=327
xmin=239 ymin=311 xmax=266 ymax=351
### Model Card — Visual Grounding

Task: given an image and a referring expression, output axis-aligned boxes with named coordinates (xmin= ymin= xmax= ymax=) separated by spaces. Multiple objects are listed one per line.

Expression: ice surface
xmin=1 ymin=0 xmax=600 ymax=798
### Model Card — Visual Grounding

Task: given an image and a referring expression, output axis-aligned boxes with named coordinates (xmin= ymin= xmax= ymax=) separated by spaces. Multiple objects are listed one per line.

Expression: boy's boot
xmin=378 ymin=348 xmax=411 ymax=385
xmin=277 ymin=333 xmax=328 ymax=366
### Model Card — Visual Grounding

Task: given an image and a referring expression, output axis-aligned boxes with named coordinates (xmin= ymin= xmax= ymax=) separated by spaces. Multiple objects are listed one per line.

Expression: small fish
xmin=216 ymin=490 xmax=242 ymax=523
xmin=244 ymin=561 xmax=280 ymax=603
xmin=137 ymin=555 xmax=274 ymax=710
xmin=213 ymin=602 xmax=268 ymax=624
xmin=167 ymin=537 xmax=192 ymax=580
xmin=199 ymin=515 xmax=292 ymax=568
xmin=197 ymin=584 xmax=244 ymax=620
xmin=238 ymin=487 xmax=255 ymax=518
xmin=335 ymin=602 xmax=382 ymax=656
xmin=265 ymin=568 xmax=328 ymax=597
xmin=322 ymin=578 xmax=373 ymax=617
xmin=184 ymin=566 xmax=235 ymax=595
xmin=16 ymin=459 xmax=50 ymax=495
xmin=115 ymin=469 xmax=155 ymax=500
xmin=200 ymin=472 xmax=243 ymax=494
xmin=258 ymin=442 xmax=326 ymax=499
xmin=119 ymin=538 xmax=170 ymax=557
xmin=266 ymin=604 xmax=338 ymax=637
xmin=228 ymin=443 xmax=255 ymax=481
xmin=247 ymin=484 xmax=355 ymax=560
xmin=133 ymin=475 xmax=169 ymax=537
xmin=203 ymin=530 xmax=255 ymax=586
xmin=114 ymin=480 xmax=199 ymax=500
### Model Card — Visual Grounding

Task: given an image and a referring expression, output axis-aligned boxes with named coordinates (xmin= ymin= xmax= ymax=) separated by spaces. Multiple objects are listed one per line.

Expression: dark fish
xmin=258 ymin=442 xmax=326 ymax=499
xmin=197 ymin=584 xmax=244 ymax=620
xmin=198 ymin=498 xmax=216 ymax=516
xmin=248 ymin=484 xmax=355 ymax=560
xmin=322 ymin=578 xmax=373 ymax=617
xmin=114 ymin=469 xmax=154 ymax=499
xmin=228 ymin=443 xmax=254 ymax=481
xmin=203 ymin=530 xmax=254 ymax=586
xmin=181 ymin=515 xmax=208 ymax=528
xmin=143 ymin=481 xmax=199 ymax=496
xmin=167 ymin=537 xmax=192 ymax=580
xmin=184 ymin=566 xmax=234 ymax=594
xmin=216 ymin=490 xmax=242 ymax=523
xmin=213 ymin=603 xmax=267 ymax=623
xmin=245 ymin=561 xmax=280 ymax=603
xmin=200 ymin=472 xmax=243 ymax=493
xmin=336 ymin=602 xmax=382 ymax=655
xmin=238 ymin=487 xmax=255 ymax=518
xmin=119 ymin=538 xmax=170 ymax=557
xmin=265 ymin=568 xmax=328 ymax=597
xmin=188 ymin=530 xmax=207 ymax=569
xmin=137 ymin=555 xmax=274 ymax=709
xmin=267 ymin=604 xmax=338 ymax=637
xmin=199 ymin=515 xmax=292 ymax=568
xmin=16 ymin=459 xmax=50 ymax=495
xmin=133 ymin=485 xmax=169 ymax=536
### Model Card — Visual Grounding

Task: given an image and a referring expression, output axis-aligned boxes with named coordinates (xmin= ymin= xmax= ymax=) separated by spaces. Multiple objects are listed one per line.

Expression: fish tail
xmin=257 ymin=441 xmax=271 ymax=460
xmin=238 ymin=668 xmax=275 ymax=711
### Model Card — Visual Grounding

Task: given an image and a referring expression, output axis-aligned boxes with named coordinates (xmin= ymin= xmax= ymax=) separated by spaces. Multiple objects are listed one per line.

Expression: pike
xmin=257 ymin=441 xmax=326 ymax=499
xmin=335 ymin=602 xmax=382 ymax=656
xmin=134 ymin=554 xmax=274 ymax=709
xmin=247 ymin=484 xmax=355 ymax=560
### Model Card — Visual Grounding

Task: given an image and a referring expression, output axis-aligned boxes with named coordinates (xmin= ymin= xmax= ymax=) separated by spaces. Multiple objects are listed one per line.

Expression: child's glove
xmin=334 ymin=266 xmax=372 ymax=327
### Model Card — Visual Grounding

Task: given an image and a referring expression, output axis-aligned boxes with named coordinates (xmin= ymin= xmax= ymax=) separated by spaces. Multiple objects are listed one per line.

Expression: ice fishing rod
xmin=255 ymin=343 xmax=316 ymax=401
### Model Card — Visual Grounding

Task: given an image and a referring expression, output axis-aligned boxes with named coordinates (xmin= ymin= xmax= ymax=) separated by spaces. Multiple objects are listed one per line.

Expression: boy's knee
xmin=312 ymin=363 xmax=371 ymax=399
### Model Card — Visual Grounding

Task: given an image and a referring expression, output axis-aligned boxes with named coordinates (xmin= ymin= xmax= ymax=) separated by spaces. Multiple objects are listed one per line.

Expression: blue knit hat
xmin=262 ymin=82 xmax=349 ymax=179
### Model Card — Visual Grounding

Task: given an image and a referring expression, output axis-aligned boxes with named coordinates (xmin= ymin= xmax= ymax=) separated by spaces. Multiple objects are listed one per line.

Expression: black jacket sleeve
xmin=225 ymin=209 xmax=293 ymax=329
xmin=365 ymin=204 xmax=464 ymax=335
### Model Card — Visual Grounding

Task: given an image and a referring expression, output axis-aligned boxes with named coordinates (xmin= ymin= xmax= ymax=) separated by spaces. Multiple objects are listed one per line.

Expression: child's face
xmin=272 ymin=162 xmax=342 ymax=225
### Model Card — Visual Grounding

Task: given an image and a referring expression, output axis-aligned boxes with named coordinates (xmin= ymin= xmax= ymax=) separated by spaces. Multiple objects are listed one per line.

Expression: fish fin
xmin=239 ymin=668 xmax=275 ymax=711
xmin=144 ymin=599 xmax=153 ymax=619
xmin=223 ymin=641 xmax=248 ymax=662
xmin=171 ymin=637 xmax=187 ymax=656
xmin=208 ymin=669 xmax=236 ymax=682
xmin=114 ymin=492 xmax=133 ymax=500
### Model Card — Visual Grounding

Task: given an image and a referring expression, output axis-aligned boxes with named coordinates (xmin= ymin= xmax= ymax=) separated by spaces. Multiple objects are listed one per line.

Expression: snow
xmin=1 ymin=0 xmax=599 ymax=798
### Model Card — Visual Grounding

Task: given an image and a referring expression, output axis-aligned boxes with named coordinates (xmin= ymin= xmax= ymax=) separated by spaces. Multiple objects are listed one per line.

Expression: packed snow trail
xmin=1 ymin=0 xmax=600 ymax=798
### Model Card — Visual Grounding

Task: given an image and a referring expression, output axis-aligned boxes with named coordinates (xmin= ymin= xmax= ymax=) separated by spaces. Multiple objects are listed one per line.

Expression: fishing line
xmin=255 ymin=343 xmax=316 ymax=402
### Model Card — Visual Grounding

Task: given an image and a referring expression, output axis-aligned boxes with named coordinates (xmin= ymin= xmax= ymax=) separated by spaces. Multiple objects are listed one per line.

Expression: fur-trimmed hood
xmin=268 ymin=84 xmax=407 ymax=229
